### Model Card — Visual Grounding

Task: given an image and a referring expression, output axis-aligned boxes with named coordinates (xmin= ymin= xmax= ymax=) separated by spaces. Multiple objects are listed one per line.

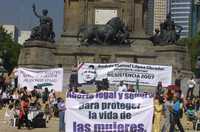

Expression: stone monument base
xmin=55 ymin=35 xmax=192 ymax=87
xmin=18 ymin=40 xmax=56 ymax=69
xmin=18 ymin=37 xmax=192 ymax=87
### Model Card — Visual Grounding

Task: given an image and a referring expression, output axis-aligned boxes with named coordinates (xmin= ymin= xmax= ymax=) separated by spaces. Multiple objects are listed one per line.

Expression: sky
xmin=0 ymin=0 xmax=64 ymax=40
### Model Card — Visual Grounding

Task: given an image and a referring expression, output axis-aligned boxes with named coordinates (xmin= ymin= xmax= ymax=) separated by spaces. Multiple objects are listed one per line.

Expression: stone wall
xmin=63 ymin=0 xmax=146 ymax=36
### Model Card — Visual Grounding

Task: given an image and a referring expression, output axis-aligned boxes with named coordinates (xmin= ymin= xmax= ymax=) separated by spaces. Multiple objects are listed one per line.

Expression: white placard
xmin=17 ymin=68 xmax=63 ymax=91
xmin=95 ymin=9 xmax=118 ymax=25
xmin=65 ymin=91 xmax=154 ymax=132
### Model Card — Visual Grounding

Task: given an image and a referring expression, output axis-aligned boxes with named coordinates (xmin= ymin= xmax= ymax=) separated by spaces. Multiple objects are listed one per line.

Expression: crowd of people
xmin=0 ymin=84 xmax=66 ymax=132
xmin=69 ymin=70 xmax=200 ymax=131
xmin=1 ymin=65 xmax=200 ymax=132
xmin=153 ymin=75 xmax=200 ymax=132
xmin=110 ymin=78 xmax=200 ymax=131
xmin=68 ymin=65 xmax=200 ymax=131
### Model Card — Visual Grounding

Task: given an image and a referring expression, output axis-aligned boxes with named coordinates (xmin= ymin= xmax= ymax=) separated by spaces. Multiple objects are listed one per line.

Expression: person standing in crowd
xmin=4 ymin=104 xmax=16 ymax=127
xmin=155 ymin=81 xmax=164 ymax=98
xmin=31 ymin=86 xmax=38 ymax=97
xmin=186 ymin=76 xmax=196 ymax=98
xmin=18 ymin=96 xmax=30 ymax=129
xmin=195 ymin=96 xmax=200 ymax=111
xmin=153 ymin=98 xmax=163 ymax=132
xmin=117 ymin=81 xmax=127 ymax=92
xmin=136 ymin=79 xmax=139 ymax=92
xmin=0 ymin=76 xmax=4 ymax=90
xmin=30 ymin=93 xmax=38 ymax=106
xmin=162 ymin=96 xmax=173 ymax=132
xmin=57 ymin=97 xmax=66 ymax=132
xmin=23 ymin=86 xmax=28 ymax=96
xmin=96 ymin=78 xmax=109 ymax=92
xmin=2 ymin=90 xmax=9 ymax=106
xmin=42 ymin=88 xmax=49 ymax=103
xmin=11 ymin=90 xmax=19 ymax=101
xmin=43 ymin=103 xmax=51 ymax=123
xmin=127 ymin=84 xmax=135 ymax=92
xmin=169 ymin=94 xmax=184 ymax=132
xmin=69 ymin=64 xmax=79 ymax=90
xmin=49 ymin=90 xmax=57 ymax=116
xmin=175 ymin=70 xmax=183 ymax=89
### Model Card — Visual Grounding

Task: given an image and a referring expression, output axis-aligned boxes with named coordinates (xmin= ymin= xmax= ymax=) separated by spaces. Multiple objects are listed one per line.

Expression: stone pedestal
xmin=56 ymin=35 xmax=191 ymax=71
xmin=155 ymin=45 xmax=191 ymax=71
xmin=18 ymin=40 xmax=56 ymax=68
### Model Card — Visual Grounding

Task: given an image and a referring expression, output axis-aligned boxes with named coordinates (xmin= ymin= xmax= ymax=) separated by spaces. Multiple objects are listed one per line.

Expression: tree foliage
xmin=178 ymin=33 xmax=200 ymax=72
xmin=0 ymin=26 xmax=21 ymax=73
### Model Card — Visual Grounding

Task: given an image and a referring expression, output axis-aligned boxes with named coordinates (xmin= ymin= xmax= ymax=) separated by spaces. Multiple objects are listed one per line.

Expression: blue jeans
xmin=59 ymin=111 xmax=65 ymax=132
xmin=169 ymin=113 xmax=184 ymax=132
xmin=162 ymin=115 xmax=170 ymax=132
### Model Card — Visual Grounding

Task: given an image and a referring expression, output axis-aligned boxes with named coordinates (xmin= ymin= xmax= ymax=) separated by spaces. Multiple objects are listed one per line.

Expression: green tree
xmin=0 ymin=26 xmax=21 ymax=73
xmin=178 ymin=33 xmax=200 ymax=72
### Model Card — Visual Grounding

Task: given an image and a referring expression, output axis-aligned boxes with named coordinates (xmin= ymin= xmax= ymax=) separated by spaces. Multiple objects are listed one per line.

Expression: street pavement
xmin=0 ymin=108 xmax=59 ymax=132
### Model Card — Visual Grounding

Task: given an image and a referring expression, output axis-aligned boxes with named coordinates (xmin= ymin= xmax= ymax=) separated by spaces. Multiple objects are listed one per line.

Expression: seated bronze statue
xmin=150 ymin=13 xmax=183 ymax=45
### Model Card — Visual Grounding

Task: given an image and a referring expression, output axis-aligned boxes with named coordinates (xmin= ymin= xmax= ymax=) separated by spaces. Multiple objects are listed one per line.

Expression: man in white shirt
xmin=186 ymin=76 xmax=196 ymax=98
xmin=117 ymin=81 xmax=127 ymax=92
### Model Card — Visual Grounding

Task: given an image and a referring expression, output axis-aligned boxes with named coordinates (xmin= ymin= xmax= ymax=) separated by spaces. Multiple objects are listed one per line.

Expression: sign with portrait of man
xmin=78 ymin=62 xmax=172 ymax=87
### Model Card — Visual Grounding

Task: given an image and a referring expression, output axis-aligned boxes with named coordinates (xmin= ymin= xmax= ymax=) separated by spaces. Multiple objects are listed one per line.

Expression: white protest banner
xmin=65 ymin=91 xmax=154 ymax=132
xmin=17 ymin=68 xmax=63 ymax=91
xmin=78 ymin=62 xmax=172 ymax=87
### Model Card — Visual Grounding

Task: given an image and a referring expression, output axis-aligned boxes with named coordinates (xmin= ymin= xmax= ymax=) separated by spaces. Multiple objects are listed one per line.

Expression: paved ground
xmin=0 ymin=108 xmax=59 ymax=132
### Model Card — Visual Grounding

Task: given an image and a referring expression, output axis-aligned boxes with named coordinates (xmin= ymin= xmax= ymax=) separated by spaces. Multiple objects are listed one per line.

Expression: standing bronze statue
xmin=29 ymin=4 xmax=55 ymax=42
